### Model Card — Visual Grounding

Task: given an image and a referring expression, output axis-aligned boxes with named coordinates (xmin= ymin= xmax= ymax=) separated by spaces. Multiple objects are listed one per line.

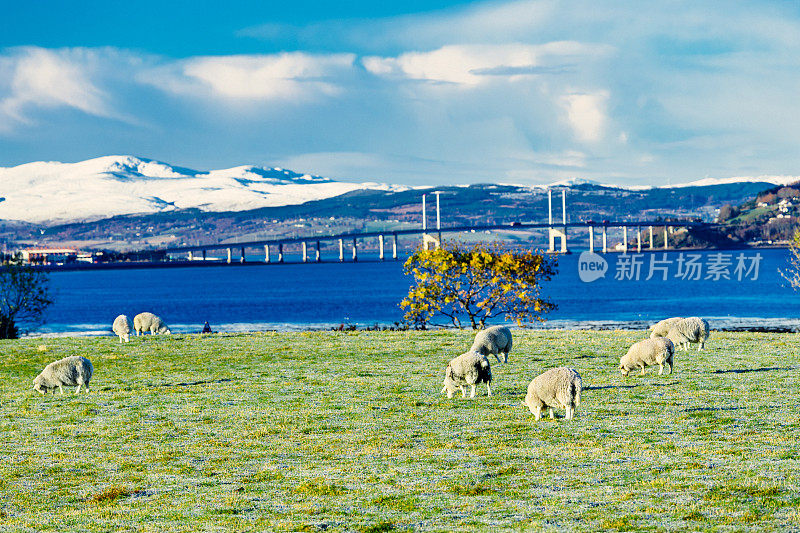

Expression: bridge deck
xmin=164 ymin=221 xmax=714 ymax=253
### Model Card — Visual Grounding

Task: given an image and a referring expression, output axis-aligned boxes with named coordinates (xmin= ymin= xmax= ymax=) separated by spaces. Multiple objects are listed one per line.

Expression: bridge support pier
xmin=649 ymin=226 xmax=654 ymax=249
xmin=338 ymin=239 xmax=344 ymax=262
xmin=264 ymin=245 xmax=270 ymax=263
xmin=422 ymin=233 xmax=440 ymax=250
xmin=588 ymin=226 xmax=594 ymax=253
xmin=636 ymin=226 xmax=642 ymax=253
xmin=548 ymin=227 xmax=567 ymax=253
xmin=392 ymin=234 xmax=398 ymax=260
xmin=622 ymin=227 xmax=628 ymax=253
xmin=302 ymin=242 xmax=308 ymax=262
xmin=226 ymin=248 xmax=232 ymax=264
xmin=602 ymin=227 xmax=608 ymax=253
xmin=278 ymin=243 xmax=284 ymax=263
xmin=188 ymin=251 xmax=193 ymax=261
xmin=664 ymin=227 xmax=669 ymax=250
xmin=202 ymin=250 xmax=206 ymax=261
xmin=240 ymin=247 xmax=245 ymax=264
xmin=352 ymin=239 xmax=358 ymax=261
xmin=379 ymin=235 xmax=385 ymax=260
xmin=315 ymin=241 xmax=321 ymax=262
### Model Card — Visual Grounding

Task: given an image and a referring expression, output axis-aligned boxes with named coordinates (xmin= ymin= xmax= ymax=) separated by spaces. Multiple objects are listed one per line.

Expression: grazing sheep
xmin=441 ymin=351 xmax=492 ymax=399
xmin=666 ymin=317 xmax=710 ymax=351
xmin=470 ymin=325 xmax=512 ymax=364
xmin=522 ymin=367 xmax=582 ymax=420
xmin=33 ymin=356 xmax=93 ymax=395
xmin=133 ymin=312 xmax=171 ymax=335
xmin=650 ymin=317 xmax=683 ymax=338
xmin=112 ymin=314 xmax=133 ymax=343
xmin=619 ymin=337 xmax=675 ymax=376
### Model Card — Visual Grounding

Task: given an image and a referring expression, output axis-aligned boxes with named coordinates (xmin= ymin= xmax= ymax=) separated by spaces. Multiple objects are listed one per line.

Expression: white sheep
xmin=441 ymin=351 xmax=492 ymax=399
xmin=33 ymin=355 xmax=93 ymax=395
xmin=666 ymin=317 xmax=710 ymax=351
xmin=112 ymin=314 xmax=133 ymax=343
xmin=133 ymin=312 xmax=171 ymax=335
xmin=619 ymin=337 xmax=675 ymax=376
xmin=521 ymin=367 xmax=582 ymax=420
xmin=649 ymin=317 xmax=683 ymax=338
xmin=470 ymin=325 xmax=512 ymax=363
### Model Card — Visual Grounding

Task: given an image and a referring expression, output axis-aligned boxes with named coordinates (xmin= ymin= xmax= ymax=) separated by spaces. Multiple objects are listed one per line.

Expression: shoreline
xmin=23 ymin=317 xmax=800 ymax=338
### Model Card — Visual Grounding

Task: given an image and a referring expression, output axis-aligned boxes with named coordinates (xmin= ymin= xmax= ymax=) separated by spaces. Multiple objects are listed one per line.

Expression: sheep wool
xmin=441 ymin=351 xmax=492 ymax=399
xmin=650 ymin=317 xmax=684 ymax=339
xmin=619 ymin=337 xmax=675 ymax=376
xmin=522 ymin=367 xmax=582 ymax=420
xmin=133 ymin=312 xmax=171 ymax=335
xmin=33 ymin=356 xmax=93 ymax=395
xmin=470 ymin=325 xmax=513 ymax=363
xmin=112 ymin=314 xmax=133 ymax=343
xmin=666 ymin=317 xmax=710 ymax=351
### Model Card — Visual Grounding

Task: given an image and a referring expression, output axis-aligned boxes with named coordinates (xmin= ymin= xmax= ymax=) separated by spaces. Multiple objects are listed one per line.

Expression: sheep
xmin=33 ymin=355 xmax=93 ymax=395
xmin=619 ymin=337 xmax=674 ymax=376
xmin=133 ymin=312 xmax=171 ymax=335
xmin=521 ymin=367 xmax=582 ymax=420
xmin=470 ymin=325 xmax=512 ymax=364
xmin=666 ymin=317 xmax=710 ymax=351
xmin=112 ymin=314 xmax=133 ymax=343
xmin=649 ymin=317 xmax=683 ymax=339
xmin=441 ymin=351 xmax=492 ymax=399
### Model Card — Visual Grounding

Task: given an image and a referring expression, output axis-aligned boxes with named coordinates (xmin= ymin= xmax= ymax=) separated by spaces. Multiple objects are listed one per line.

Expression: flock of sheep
xmin=31 ymin=313 xmax=710 ymax=421
xmin=31 ymin=312 xmax=171 ymax=395
xmin=440 ymin=316 xmax=710 ymax=421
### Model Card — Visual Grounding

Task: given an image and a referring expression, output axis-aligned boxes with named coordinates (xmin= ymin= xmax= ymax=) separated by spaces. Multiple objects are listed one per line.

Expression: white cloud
xmin=363 ymin=42 xmax=603 ymax=86
xmin=146 ymin=52 xmax=356 ymax=101
xmin=560 ymin=91 xmax=609 ymax=143
xmin=0 ymin=47 xmax=114 ymax=131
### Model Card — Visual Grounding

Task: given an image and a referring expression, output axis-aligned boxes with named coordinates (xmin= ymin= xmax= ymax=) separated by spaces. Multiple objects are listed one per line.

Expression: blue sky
xmin=2 ymin=0 xmax=800 ymax=186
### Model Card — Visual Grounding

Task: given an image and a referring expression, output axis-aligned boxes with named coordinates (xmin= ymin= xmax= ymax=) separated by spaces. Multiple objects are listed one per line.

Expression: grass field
xmin=1 ymin=330 xmax=799 ymax=531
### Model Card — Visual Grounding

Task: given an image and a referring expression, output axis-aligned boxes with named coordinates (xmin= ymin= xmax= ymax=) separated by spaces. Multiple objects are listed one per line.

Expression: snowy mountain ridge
xmin=0 ymin=155 xmax=407 ymax=224
xmin=1 ymin=155 xmax=797 ymax=225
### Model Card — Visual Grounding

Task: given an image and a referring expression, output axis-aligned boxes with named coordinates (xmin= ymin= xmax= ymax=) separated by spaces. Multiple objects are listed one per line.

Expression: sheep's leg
xmin=495 ymin=353 xmax=502 ymax=364
xmin=460 ymin=386 xmax=466 ymax=398
xmin=533 ymin=405 xmax=542 ymax=420
xmin=58 ymin=385 xmax=64 ymax=395
xmin=566 ymin=407 xmax=573 ymax=420
xmin=447 ymin=389 xmax=454 ymax=399
xmin=549 ymin=407 xmax=555 ymax=419
xmin=503 ymin=351 xmax=509 ymax=364
xmin=470 ymin=384 xmax=476 ymax=398
xmin=74 ymin=384 xmax=81 ymax=394
xmin=640 ymin=365 xmax=646 ymax=376
xmin=658 ymin=364 xmax=664 ymax=375
xmin=486 ymin=383 xmax=492 ymax=396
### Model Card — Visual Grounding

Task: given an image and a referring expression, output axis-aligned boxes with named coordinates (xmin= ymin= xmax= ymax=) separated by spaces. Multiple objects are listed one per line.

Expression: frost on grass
xmin=0 ymin=331 xmax=798 ymax=531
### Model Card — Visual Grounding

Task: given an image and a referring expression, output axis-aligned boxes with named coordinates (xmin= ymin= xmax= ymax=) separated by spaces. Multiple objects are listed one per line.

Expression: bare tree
xmin=0 ymin=262 xmax=54 ymax=339
xmin=781 ymin=229 xmax=800 ymax=291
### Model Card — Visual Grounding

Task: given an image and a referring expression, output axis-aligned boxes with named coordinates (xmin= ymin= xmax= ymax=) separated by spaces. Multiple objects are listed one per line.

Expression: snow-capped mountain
xmin=0 ymin=156 xmax=407 ymax=224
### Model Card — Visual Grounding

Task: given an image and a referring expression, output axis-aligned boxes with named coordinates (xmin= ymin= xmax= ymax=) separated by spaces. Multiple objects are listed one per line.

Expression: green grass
xmin=1 ymin=330 xmax=799 ymax=531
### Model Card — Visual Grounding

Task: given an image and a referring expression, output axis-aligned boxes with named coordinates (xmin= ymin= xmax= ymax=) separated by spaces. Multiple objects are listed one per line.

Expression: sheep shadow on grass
xmin=157 ymin=378 xmax=234 ymax=387
xmin=711 ymin=366 xmax=796 ymax=375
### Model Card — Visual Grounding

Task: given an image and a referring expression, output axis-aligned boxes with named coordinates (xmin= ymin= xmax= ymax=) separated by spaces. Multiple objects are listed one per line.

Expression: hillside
xmin=668 ymin=182 xmax=800 ymax=248
xmin=0 ymin=155 xmax=792 ymax=251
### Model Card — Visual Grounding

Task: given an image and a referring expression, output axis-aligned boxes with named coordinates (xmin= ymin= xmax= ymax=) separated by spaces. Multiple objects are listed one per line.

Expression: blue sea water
xmin=34 ymin=248 xmax=800 ymax=336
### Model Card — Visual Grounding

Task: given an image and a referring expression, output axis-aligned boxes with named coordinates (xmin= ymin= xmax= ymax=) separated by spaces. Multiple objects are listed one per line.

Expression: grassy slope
xmin=1 ymin=331 xmax=799 ymax=532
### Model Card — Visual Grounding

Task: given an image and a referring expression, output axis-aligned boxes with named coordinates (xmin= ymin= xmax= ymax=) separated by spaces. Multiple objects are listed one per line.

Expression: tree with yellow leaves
xmin=400 ymin=241 xmax=558 ymax=329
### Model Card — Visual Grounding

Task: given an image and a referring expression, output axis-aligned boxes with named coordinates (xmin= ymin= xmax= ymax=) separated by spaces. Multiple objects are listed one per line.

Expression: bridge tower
xmin=547 ymin=189 xmax=568 ymax=253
